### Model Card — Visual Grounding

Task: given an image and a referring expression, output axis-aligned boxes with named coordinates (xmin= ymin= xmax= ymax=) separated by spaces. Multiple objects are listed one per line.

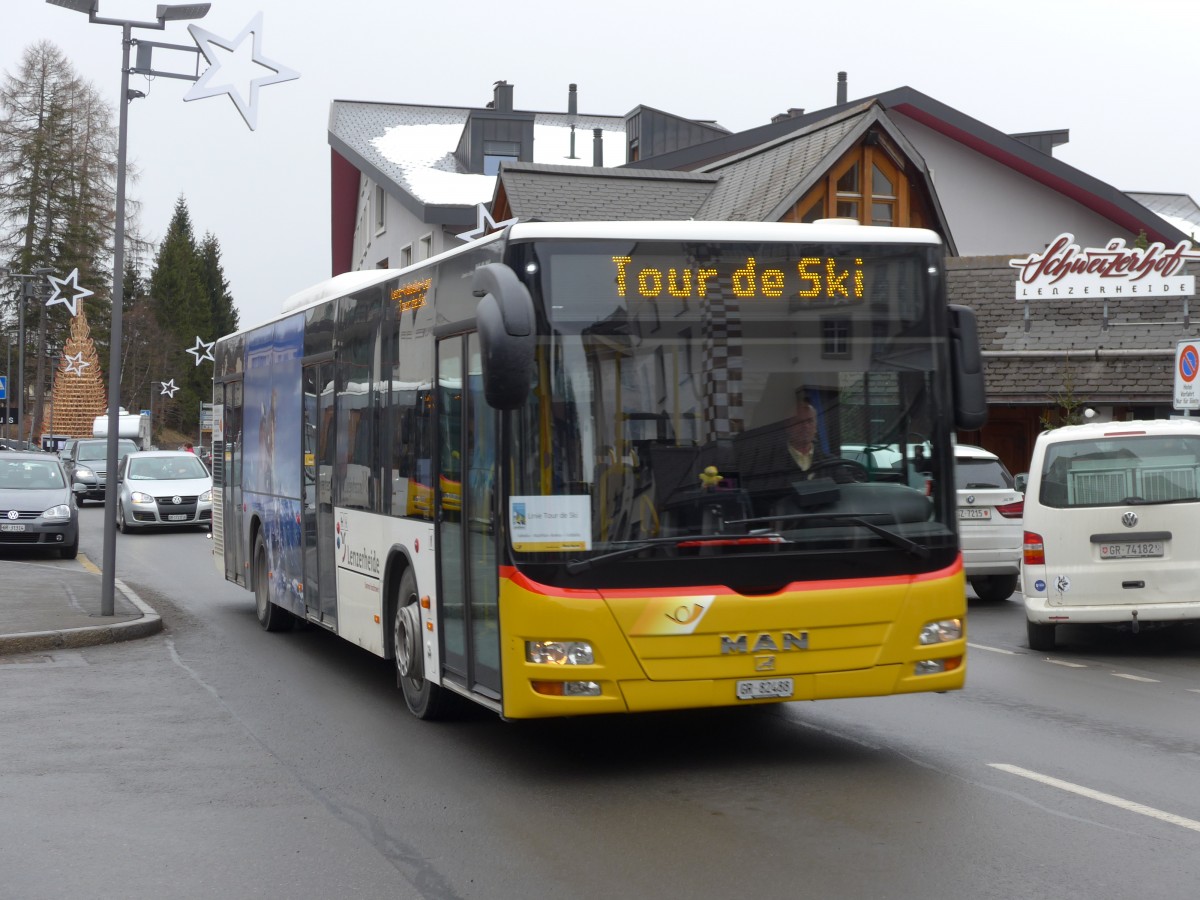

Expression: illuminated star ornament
xmin=62 ymin=351 xmax=90 ymax=376
xmin=160 ymin=379 xmax=180 ymax=398
xmin=186 ymin=336 xmax=215 ymax=366
xmin=455 ymin=203 xmax=519 ymax=243
xmin=45 ymin=268 xmax=94 ymax=318
xmin=184 ymin=12 xmax=299 ymax=131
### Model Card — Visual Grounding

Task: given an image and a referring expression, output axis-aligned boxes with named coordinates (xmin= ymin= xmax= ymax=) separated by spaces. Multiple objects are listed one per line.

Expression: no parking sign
xmin=1175 ymin=341 xmax=1200 ymax=410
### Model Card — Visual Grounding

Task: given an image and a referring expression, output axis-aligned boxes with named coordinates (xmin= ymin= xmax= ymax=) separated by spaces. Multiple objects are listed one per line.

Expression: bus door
xmin=436 ymin=334 xmax=501 ymax=698
xmin=221 ymin=380 xmax=245 ymax=586
xmin=302 ymin=361 xmax=338 ymax=626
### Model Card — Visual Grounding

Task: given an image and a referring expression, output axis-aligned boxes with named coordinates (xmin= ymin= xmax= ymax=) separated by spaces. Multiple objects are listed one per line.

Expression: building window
xmin=374 ymin=185 xmax=386 ymax=233
xmin=400 ymin=245 xmax=412 ymax=268
xmin=419 ymin=234 xmax=433 ymax=260
xmin=376 ymin=258 xmax=389 ymax=268
xmin=784 ymin=133 xmax=908 ymax=227
xmin=822 ymin=318 xmax=851 ymax=358
xmin=483 ymin=140 xmax=520 ymax=176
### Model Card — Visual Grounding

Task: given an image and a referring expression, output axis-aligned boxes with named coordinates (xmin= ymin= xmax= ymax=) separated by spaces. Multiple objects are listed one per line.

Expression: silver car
xmin=115 ymin=451 xmax=213 ymax=532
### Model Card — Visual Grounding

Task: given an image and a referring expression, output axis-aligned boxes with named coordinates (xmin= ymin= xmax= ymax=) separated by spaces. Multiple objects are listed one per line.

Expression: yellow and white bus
xmin=211 ymin=221 xmax=986 ymax=719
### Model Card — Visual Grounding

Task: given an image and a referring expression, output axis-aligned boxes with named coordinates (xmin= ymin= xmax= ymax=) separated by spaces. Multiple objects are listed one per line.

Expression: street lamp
xmin=0 ymin=265 xmax=56 ymax=447
xmin=47 ymin=0 xmax=211 ymax=616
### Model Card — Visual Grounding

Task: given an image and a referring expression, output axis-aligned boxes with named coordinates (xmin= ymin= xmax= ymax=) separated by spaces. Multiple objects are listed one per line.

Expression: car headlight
xmin=199 ymin=489 xmax=212 ymax=503
xmin=526 ymin=640 xmax=595 ymax=665
xmin=74 ymin=466 xmax=94 ymax=479
xmin=42 ymin=505 xmax=72 ymax=520
xmin=130 ymin=491 xmax=155 ymax=504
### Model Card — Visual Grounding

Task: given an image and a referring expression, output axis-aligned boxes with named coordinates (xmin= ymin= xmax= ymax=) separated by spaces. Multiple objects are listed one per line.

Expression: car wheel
xmin=393 ymin=568 xmax=449 ymax=720
xmin=254 ymin=532 xmax=292 ymax=632
xmin=1027 ymin=619 xmax=1056 ymax=652
xmin=60 ymin=532 xmax=79 ymax=560
xmin=116 ymin=501 xmax=128 ymax=533
xmin=970 ymin=574 xmax=1018 ymax=602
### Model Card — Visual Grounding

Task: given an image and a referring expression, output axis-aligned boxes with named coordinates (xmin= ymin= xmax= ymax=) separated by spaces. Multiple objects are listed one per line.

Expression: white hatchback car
xmin=955 ymin=444 xmax=1024 ymax=601
xmin=114 ymin=450 xmax=213 ymax=531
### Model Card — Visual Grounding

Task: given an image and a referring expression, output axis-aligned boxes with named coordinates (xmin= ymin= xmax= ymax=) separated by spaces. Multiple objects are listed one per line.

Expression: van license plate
xmin=958 ymin=508 xmax=991 ymax=519
xmin=1099 ymin=542 xmax=1163 ymax=559
xmin=0 ymin=523 xmax=26 ymax=532
xmin=736 ymin=678 xmax=794 ymax=700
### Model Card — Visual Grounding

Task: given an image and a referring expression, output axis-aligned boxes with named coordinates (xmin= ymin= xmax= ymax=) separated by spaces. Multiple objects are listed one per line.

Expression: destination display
xmin=610 ymin=254 xmax=866 ymax=302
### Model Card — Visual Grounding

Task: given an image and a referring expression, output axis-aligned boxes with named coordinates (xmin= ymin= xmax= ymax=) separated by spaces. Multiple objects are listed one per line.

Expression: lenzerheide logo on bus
xmin=337 ymin=512 xmax=348 ymax=562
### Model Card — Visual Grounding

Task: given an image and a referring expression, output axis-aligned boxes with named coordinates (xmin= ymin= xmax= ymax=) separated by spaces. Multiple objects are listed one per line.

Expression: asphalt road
xmin=2 ymin=505 xmax=1199 ymax=899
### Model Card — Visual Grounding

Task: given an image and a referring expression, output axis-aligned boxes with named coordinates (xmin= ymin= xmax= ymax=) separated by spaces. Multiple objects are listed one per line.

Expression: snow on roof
xmin=334 ymin=101 xmax=626 ymax=208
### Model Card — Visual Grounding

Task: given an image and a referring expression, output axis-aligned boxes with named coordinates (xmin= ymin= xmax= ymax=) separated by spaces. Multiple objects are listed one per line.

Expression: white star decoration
xmin=184 ymin=13 xmax=299 ymax=131
xmin=455 ymin=203 xmax=519 ymax=243
xmin=62 ymin=351 xmax=89 ymax=376
xmin=45 ymin=268 xmax=94 ymax=318
xmin=160 ymin=379 xmax=179 ymax=398
xmin=186 ymin=336 xmax=215 ymax=366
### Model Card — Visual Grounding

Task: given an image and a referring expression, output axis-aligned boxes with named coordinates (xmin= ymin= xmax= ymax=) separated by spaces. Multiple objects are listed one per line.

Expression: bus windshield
xmin=509 ymin=239 xmax=955 ymax=568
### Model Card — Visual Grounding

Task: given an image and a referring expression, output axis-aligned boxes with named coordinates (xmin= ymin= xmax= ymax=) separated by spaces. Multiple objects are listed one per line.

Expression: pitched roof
xmin=496 ymin=162 xmax=717 ymax=222
xmin=631 ymin=86 xmax=1188 ymax=247
xmin=947 ymin=256 xmax=1196 ymax=404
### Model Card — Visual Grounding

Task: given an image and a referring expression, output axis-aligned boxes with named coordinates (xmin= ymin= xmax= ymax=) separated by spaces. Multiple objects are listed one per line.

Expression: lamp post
xmin=0 ymin=266 xmax=56 ymax=447
xmin=47 ymin=0 xmax=211 ymax=616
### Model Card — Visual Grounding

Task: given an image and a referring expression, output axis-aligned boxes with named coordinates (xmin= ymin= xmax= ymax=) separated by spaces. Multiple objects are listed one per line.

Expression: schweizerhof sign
xmin=1010 ymin=233 xmax=1200 ymax=299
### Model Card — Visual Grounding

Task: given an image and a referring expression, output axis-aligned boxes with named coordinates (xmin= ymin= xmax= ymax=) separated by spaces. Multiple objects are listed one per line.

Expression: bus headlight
xmin=526 ymin=640 xmax=594 ymax=665
xmin=915 ymin=657 xmax=962 ymax=676
xmin=919 ymin=618 xmax=963 ymax=645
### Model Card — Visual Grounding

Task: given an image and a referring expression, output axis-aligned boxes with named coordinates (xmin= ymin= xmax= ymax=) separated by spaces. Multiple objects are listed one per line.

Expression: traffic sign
xmin=0 ymin=375 xmax=6 ymax=401
xmin=1174 ymin=341 xmax=1200 ymax=410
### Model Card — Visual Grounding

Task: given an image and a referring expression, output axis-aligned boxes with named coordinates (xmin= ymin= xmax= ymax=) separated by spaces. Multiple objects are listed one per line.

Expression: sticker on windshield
xmin=510 ymin=496 xmax=591 ymax=552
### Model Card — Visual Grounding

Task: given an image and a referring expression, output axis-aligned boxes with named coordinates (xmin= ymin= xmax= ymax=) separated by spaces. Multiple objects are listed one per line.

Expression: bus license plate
xmin=0 ymin=523 xmax=26 ymax=532
xmin=1099 ymin=542 xmax=1163 ymax=559
xmin=168 ymin=514 xmax=187 ymax=521
xmin=958 ymin=508 xmax=991 ymax=519
xmin=736 ymin=678 xmax=794 ymax=701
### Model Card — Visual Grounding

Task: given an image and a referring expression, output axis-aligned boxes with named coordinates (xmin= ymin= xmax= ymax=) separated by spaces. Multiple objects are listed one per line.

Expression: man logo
xmin=720 ymin=632 xmax=809 ymax=654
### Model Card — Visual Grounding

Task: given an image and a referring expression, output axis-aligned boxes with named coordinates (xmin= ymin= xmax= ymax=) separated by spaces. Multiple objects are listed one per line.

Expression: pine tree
xmin=199 ymin=231 xmax=239 ymax=340
xmin=149 ymin=195 xmax=211 ymax=432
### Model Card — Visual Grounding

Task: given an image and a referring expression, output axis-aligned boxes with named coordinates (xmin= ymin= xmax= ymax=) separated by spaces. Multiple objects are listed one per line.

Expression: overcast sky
xmin=4 ymin=0 xmax=1199 ymax=332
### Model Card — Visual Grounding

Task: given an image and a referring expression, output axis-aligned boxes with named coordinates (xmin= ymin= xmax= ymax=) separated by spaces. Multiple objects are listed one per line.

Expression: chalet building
xmin=328 ymin=75 xmax=1200 ymax=476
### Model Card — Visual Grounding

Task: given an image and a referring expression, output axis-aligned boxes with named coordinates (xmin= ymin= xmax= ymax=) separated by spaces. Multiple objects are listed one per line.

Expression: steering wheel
xmin=807 ymin=458 xmax=870 ymax=483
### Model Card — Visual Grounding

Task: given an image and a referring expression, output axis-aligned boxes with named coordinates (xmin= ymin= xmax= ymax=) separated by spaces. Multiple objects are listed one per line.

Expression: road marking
xmin=1112 ymin=673 xmax=1159 ymax=683
xmin=967 ymin=642 xmax=1015 ymax=655
xmin=78 ymin=553 xmax=101 ymax=575
xmin=1045 ymin=659 xmax=1087 ymax=668
xmin=990 ymin=763 xmax=1200 ymax=833
xmin=1188 ymin=689 xmax=1200 ymax=695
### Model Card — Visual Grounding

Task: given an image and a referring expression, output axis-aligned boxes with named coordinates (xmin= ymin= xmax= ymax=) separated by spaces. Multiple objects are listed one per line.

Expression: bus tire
xmin=1027 ymin=619 xmax=1055 ymax=652
xmin=393 ymin=568 xmax=447 ymax=720
xmin=254 ymin=533 xmax=292 ymax=632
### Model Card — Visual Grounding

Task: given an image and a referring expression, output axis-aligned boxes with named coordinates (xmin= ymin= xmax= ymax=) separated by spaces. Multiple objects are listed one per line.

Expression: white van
xmin=1021 ymin=419 xmax=1200 ymax=650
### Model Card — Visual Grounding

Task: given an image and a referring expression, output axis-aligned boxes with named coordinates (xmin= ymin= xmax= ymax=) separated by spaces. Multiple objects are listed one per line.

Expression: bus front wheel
xmin=254 ymin=533 xmax=292 ymax=632
xmin=393 ymin=568 xmax=447 ymax=720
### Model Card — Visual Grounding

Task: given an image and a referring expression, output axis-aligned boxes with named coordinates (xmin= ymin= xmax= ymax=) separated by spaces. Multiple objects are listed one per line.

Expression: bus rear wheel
xmin=254 ymin=533 xmax=292 ymax=632
xmin=393 ymin=568 xmax=447 ymax=720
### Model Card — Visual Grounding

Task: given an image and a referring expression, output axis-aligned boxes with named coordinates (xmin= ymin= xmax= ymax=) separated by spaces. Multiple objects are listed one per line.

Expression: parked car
xmin=114 ymin=450 xmax=213 ymax=532
xmin=955 ymin=444 xmax=1024 ymax=601
xmin=0 ymin=449 xmax=79 ymax=558
xmin=58 ymin=438 xmax=77 ymax=462
xmin=1021 ymin=419 xmax=1200 ymax=651
xmin=65 ymin=437 xmax=138 ymax=504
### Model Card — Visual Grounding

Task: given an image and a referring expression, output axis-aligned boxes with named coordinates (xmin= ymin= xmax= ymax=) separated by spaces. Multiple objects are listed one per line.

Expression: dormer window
xmin=484 ymin=140 xmax=521 ymax=176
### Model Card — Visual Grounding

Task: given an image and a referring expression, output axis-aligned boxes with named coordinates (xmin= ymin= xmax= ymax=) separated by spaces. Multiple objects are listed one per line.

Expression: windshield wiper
xmin=565 ymin=533 xmax=786 ymax=574
xmin=728 ymin=512 xmax=931 ymax=559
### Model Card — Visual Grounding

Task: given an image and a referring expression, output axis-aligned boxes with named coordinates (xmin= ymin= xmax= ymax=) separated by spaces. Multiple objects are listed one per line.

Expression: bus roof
xmin=222 ymin=220 xmax=943 ymax=340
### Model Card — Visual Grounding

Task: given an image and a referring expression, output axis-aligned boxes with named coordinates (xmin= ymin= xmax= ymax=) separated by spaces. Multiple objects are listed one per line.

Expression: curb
xmin=0 ymin=578 xmax=163 ymax=655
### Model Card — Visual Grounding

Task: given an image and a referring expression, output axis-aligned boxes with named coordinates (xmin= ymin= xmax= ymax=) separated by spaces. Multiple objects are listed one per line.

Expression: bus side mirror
xmin=474 ymin=263 xmax=536 ymax=410
xmin=948 ymin=304 xmax=988 ymax=430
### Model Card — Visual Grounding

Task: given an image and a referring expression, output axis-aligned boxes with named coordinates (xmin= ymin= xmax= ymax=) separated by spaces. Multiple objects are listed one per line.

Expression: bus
xmin=211 ymin=220 xmax=987 ymax=720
